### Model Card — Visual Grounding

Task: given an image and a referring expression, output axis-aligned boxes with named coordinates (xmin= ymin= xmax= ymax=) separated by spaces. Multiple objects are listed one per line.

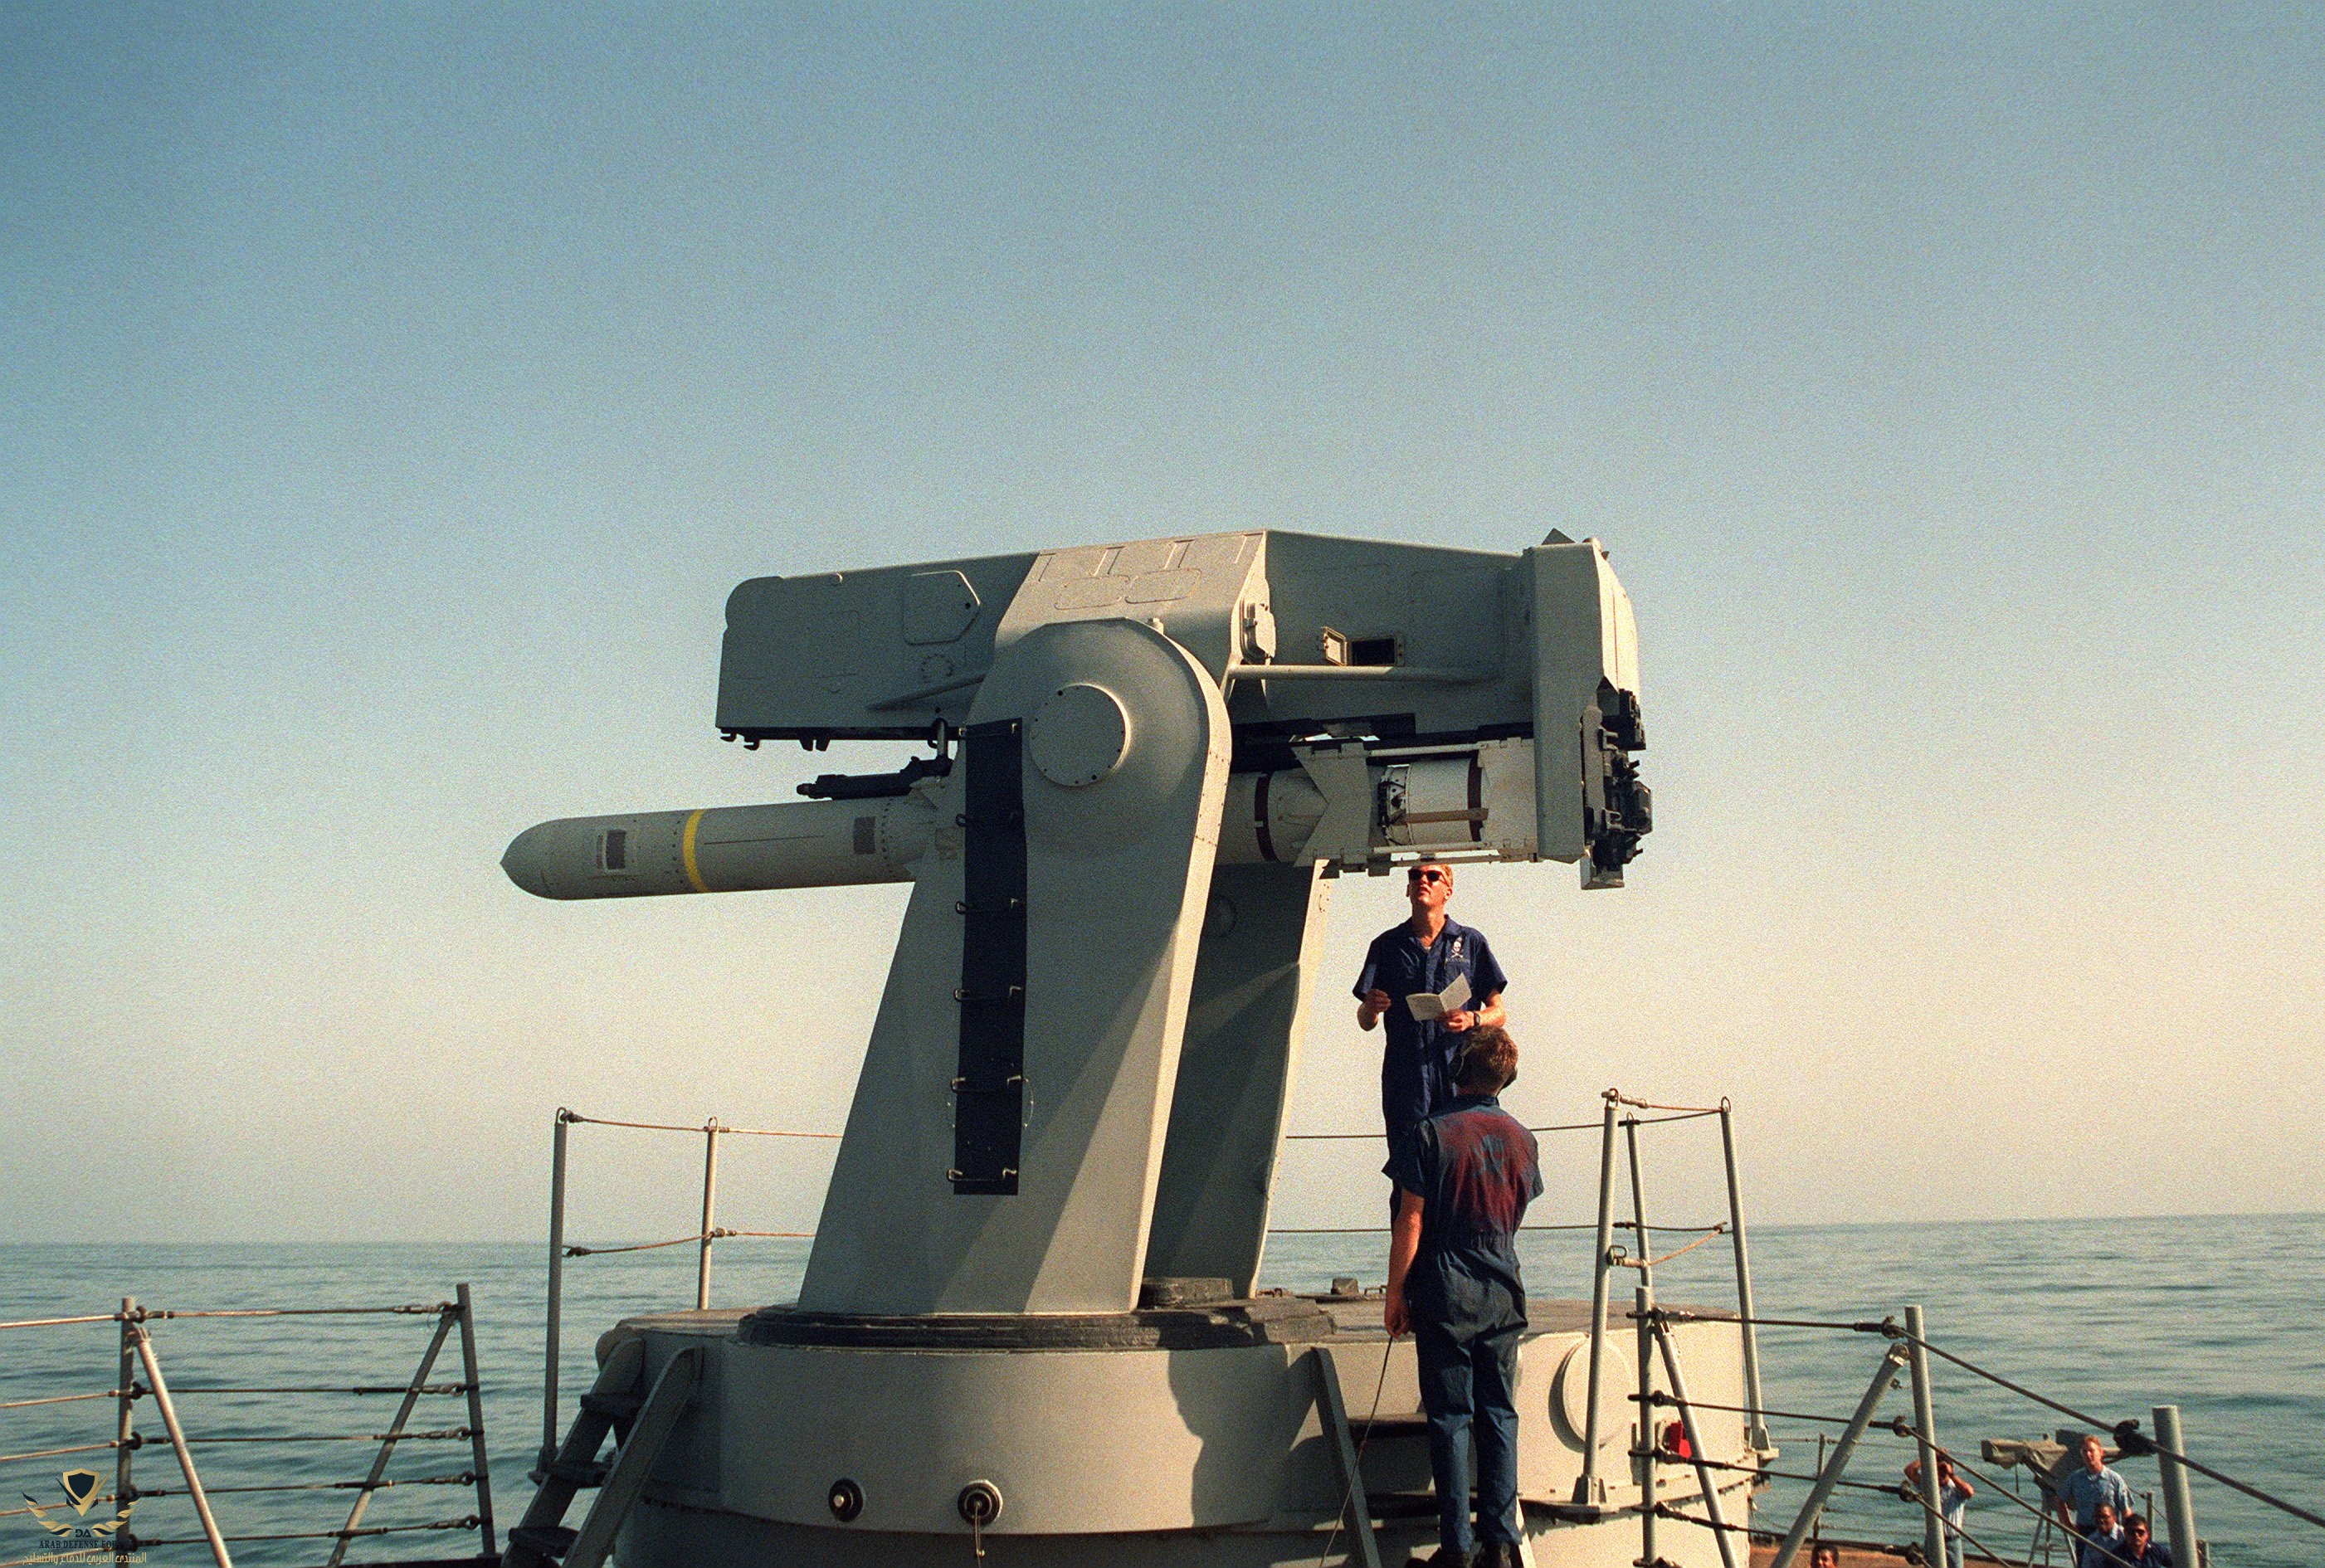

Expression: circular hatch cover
xmin=1028 ymin=683 xmax=1130 ymax=787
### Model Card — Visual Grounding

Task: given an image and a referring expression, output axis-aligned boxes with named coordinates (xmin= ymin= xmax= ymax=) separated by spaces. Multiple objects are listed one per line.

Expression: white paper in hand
xmin=1403 ymin=971 xmax=1470 ymax=1022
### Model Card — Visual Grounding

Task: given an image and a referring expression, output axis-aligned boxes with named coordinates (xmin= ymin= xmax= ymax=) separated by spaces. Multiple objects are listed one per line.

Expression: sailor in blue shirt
xmin=1355 ymin=861 xmax=1509 ymax=1166
xmin=1384 ymin=1026 xmax=1543 ymax=1568
xmin=2055 ymin=1434 xmax=2136 ymax=1537
xmin=2118 ymin=1513 xmax=2173 ymax=1566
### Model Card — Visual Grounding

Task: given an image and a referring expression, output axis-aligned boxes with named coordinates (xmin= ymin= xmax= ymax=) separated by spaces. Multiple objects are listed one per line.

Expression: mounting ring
xmin=957 ymin=1478 xmax=1003 ymax=1527
xmin=826 ymin=1477 xmax=862 ymax=1522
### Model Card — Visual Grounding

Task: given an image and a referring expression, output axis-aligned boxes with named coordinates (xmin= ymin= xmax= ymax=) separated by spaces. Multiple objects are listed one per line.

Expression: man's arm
xmin=1358 ymin=988 xmax=1392 ymax=1030
xmin=1383 ymin=1188 xmax=1423 ymax=1337
xmin=1445 ymin=988 xmax=1505 ymax=1034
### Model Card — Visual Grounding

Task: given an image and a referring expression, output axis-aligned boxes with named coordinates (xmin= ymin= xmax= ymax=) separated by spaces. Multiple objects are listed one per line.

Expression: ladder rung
xmin=509 ymin=1523 xmax=578 ymax=1558
xmin=548 ymin=1458 xmax=610 ymax=1488
xmin=578 ymin=1391 xmax=644 ymax=1420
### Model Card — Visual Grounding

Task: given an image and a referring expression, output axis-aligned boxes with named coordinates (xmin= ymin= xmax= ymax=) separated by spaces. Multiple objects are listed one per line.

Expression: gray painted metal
xmin=565 ymin=1346 xmax=704 ymax=1568
xmin=454 ymin=1282 xmax=496 ymax=1559
xmin=1769 ymin=1344 xmax=1908 ymax=1568
xmin=1624 ymin=1116 xmax=1654 ymax=1292
xmin=2153 ymin=1403 xmax=2200 ymax=1567
xmin=324 ymin=1305 xmax=457 ymax=1566
xmin=611 ymin=1308 xmax=1747 ymax=1565
xmin=802 ymin=619 xmax=1231 ymax=1313
xmin=1309 ymin=1347 xmax=1383 ymax=1568
xmin=1575 ymin=1099 xmax=1619 ymax=1506
xmin=131 ymin=1327 xmax=233 ymax=1568
xmin=1143 ymin=861 xmax=1331 ymax=1293
xmin=114 ymin=1297 xmax=134 ymax=1551
xmin=1904 ymin=1303 xmax=1945 ymax=1568
xmin=1650 ymin=1319 xmax=1741 ymax=1568
xmin=1634 ymin=1286 xmax=1658 ymax=1568
xmin=539 ymin=1110 xmax=568 ymax=1478
xmin=1718 ymin=1102 xmax=1770 ymax=1451
xmin=501 ymin=528 xmax=1665 ymax=1561
xmin=706 ymin=530 xmax=1644 ymax=884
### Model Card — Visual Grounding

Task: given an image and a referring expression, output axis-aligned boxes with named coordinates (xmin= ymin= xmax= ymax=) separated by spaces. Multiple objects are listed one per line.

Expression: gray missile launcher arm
xmin=504 ymin=529 xmax=1649 ymax=1316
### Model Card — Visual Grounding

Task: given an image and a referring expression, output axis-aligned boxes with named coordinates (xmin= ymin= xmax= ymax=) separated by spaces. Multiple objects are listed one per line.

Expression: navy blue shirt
xmin=1384 ymin=1093 xmax=1543 ymax=1333
xmin=1353 ymin=917 xmax=1509 ymax=1143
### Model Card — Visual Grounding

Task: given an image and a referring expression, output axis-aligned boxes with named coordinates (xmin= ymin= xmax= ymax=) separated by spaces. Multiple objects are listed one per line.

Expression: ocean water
xmin=1 ymin=1215 xmax=2318 ymax=1566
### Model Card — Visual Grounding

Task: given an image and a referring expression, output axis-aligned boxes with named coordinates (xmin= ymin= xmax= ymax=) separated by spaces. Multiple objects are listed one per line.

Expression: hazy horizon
xmin=4 ymin=4 xmax=2318 ymax=1244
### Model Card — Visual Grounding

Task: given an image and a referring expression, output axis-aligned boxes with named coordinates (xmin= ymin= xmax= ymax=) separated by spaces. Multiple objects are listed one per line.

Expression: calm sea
xmin=2 ymin=1215 xmax=2317 ymax=1566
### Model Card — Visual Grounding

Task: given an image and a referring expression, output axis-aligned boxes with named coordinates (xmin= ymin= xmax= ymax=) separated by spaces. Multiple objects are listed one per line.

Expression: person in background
xmin=2117 ymin=1512 xmax=2173 ymax=1565
xmin=1903 ymin=1449 xmax=1976 ymax=1568
xmin=1809 ymin=1544 xmax=1840 ymax=1568
xmin=2055 ymin=1434 xmax=2135 ymax=1540
xmin=2080 ymin=1502 xmax=2128 ymax=1568
xmin=1382 ymin=1027 xmax=1541 ymax=1568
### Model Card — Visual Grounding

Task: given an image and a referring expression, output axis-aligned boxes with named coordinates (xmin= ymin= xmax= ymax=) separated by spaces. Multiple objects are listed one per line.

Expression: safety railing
xmin=538 ymin=1108 xmax=828 ymax=1476
xmin=0 ymin=1290 xmax=494 ymax=1568
xmin=532 ymin=1086 xmax=1768 ymax=1488
xmin=1627 ymin=1292 xmax=2317 ymax=1568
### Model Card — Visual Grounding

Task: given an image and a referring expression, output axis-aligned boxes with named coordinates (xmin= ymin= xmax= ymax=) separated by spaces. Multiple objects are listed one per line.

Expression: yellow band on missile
xmin=680 ymin=808 xmax=709 ymax=894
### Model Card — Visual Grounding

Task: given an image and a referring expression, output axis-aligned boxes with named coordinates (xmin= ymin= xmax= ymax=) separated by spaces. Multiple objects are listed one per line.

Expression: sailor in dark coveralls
xmin=1356 ymin=860 xmax=1509 ymax=1175
xmin=1383 ymin=1026 xmax=1542 ymax=1568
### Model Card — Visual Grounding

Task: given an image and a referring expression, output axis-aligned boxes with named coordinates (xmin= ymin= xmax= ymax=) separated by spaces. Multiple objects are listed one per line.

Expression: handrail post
xmin=1624 ymin=1114 xmax=1654 ymax=1293
xmin=696 ymin=1119 xmax=722 ymax=1312
xmin=456 ymin=1282 xmax=497 ymax=1559
xmin=326 ymin=1301 xmax=458 ymax=1568
xmin=1649 ymin=1318 xmax=1740 ymax=1568
xmin=130 ymin=1324 xmax=232 ymax=1568
xmin=1574 ymin=1093 xmax=1619 ymax=1506
xmin=114 ymin=1297 xmax=136 ymax=1563
xmin=2152 ymin=1404 xmax=2200 ymax=1567
xmin=1634 ymin=1284 xmax=1657 ymax=1567
xmin=540 ymin=1108 xmax=571 ymax=1478
xmin=1904 ymin=1304 xmax=1946 ymax=1568
xmin=1769 ymin=1342 xmax=1907 ymax=1568
xmin=1717 ymin=1098 xmax=1768 ymax=1451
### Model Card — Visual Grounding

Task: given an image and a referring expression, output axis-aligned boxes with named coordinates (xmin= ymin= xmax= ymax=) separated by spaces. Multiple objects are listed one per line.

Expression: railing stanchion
xmin=1634 ymin=1284 xmax=1657 ymax=1567
xmin=326 ymin=1302 xmax=457 ymax=1567
xmin=1623 ymin=1113 xmax=1654 ymax=1292
xmin=1717 ymin=1098 xmax=1768 ymax=1451
xmin=114 ymin=1296 xmax=136 ymax=1564
xmin=1769 ymin=1342 xmax=1907 ymax=1568
xmin=2154 ymin=1403 xmax=2200 ymax=1567
xmin=1649 ymin=1317 xmax=1740 ymax=1568
xmin=129 ymin=1325 xmax=233 ymax=1568
xmin=1574 ymin=1092 xmax=1619 ymax=1507
xmin=456 ymin=1282 xmax=496 ymax=1558
xmin=540 ymin=1107 xmax=571 ymax=1478
xmin=1905 ymin=1303 xmax=1946 ymax=1568
xmin=697 ymin=1119 xmax=722 ymax=1312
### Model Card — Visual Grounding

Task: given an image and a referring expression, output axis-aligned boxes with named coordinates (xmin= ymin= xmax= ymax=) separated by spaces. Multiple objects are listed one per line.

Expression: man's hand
xmin=1357 ymin=988 xmax=1392 ymax=1031
xmin=1444 ymin=1009 xmax=1476 ymax=1033
xmin=1384 ymin=1285 xmax=1408 ymax=1337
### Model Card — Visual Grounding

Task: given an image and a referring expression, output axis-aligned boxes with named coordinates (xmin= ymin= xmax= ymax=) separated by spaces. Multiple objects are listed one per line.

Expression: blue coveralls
xmin=1385 ymin=1093 xmax=1543 ymax=1558
xmin=1353 ymin=917 xmax=1509 ymax=1155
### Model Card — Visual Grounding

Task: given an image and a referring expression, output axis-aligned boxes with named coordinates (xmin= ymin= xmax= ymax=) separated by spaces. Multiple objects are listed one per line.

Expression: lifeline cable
xmin=1314 ymin=1341 xmax=1396 ymax=1568
xmin=1895 ymin=1332 xmax=2325 ymax=1534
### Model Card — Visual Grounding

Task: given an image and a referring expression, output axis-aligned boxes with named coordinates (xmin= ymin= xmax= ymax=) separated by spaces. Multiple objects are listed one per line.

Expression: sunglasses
xmin=1406 ymin=868 xmax=1448 ymax=884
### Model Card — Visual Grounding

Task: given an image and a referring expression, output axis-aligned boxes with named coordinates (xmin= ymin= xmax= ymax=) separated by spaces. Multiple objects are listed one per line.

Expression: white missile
xmin=500 ymin=794 xmax=939 ymax=900
xmin=503 ymin=738 xmax=1545 ymax=901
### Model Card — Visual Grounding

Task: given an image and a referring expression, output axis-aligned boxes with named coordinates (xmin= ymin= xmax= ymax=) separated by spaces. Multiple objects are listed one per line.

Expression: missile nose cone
xmin=502 ymin=823 xmax=559 ymax=898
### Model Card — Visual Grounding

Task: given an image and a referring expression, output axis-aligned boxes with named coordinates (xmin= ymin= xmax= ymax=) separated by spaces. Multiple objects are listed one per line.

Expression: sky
xmin=2 ymin=4 xmax=2319 ymax=1246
